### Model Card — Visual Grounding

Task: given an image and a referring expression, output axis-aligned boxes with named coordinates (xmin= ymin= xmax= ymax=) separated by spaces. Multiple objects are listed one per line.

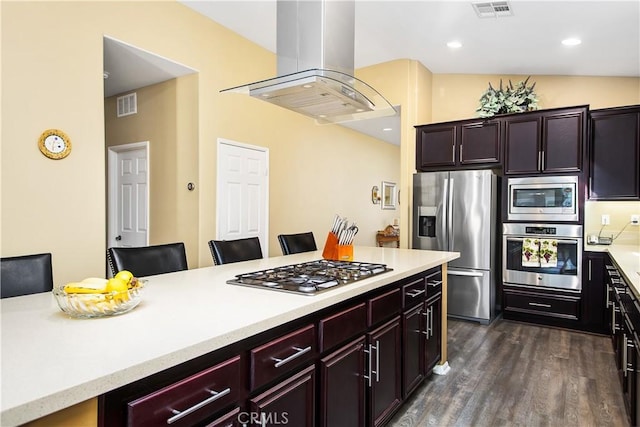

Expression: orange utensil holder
xmin=322 ymin=232 xmax=353 ymax=262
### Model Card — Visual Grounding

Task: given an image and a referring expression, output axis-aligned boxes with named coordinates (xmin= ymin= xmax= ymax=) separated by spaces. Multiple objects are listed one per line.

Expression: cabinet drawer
xmin=319 ymin=302 xmax=366 ymax=352
xmin=368 ymin=287 xmax=401 ymax=326
xmin=426 ymin=269 xmax=443 ymax=298
xmin=402 ymin=278 xmax=426 ymax=308
xmin=127 ymin=356 xmax=241 ymax=427
xmin=251 ymin=324 xmax=316 ymax=391
xmin=504 ymin=289 xmax=580 ymax=320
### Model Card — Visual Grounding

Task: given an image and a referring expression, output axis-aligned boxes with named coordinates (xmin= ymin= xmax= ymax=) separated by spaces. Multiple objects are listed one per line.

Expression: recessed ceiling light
xmin=562 ymin=38 xmax=581 ymax=46
xmin=383 ymin=127 xmax=393 ymax=132
xmin=302 ymin=84 xmax=313 ymax=89
xmin=447 ymin=41 xmax=462 ymax=49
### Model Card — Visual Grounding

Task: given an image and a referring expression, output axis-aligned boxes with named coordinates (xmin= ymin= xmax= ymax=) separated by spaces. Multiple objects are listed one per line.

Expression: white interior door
xmin=216 ymin=139 xmax=269 ymax=257
xmin=108 ymin=142 xmax=149 ymax=249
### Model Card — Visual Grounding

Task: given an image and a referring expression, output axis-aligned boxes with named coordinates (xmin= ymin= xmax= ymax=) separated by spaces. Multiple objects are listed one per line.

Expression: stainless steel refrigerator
xmin=412 ymin=170 xmax=498 ymax=324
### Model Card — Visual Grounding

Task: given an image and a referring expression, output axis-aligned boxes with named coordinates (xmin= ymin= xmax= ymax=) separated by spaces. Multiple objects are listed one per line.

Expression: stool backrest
xmin=107 ymin=243 xmax=188 ymax=277
xmin=208 ymin=237 xmax=263 ymax=265
xmin=1 ymin=253 xmax=53 ymax=298
xmin=278 ymin=232 xmax=317 ymax=255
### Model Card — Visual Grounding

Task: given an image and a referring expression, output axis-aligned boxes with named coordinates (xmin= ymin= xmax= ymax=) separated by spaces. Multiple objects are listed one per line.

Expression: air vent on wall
xmin=472 ymin=1 xmax=513 ymax=18
xmin=117 ymin=92 xmax=137 ymax=117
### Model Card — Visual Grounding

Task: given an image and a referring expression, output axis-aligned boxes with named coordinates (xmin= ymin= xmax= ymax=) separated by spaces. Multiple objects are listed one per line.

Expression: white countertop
xmin=0 ymin=247 xmax=459 ymax=426
xmin=585 ymin=243 xmax=640 ymax=297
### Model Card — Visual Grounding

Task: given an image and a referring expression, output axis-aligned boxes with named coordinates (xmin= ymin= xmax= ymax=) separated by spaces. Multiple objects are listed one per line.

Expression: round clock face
xmin=44 ymin=135 xmax=66 ymax=154
xmin=38 ymin=129 xmax=71 ymax=159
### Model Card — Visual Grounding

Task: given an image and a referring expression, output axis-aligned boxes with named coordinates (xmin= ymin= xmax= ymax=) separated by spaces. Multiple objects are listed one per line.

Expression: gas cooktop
xmin=226 ymin=259 xmax=393 ymax=296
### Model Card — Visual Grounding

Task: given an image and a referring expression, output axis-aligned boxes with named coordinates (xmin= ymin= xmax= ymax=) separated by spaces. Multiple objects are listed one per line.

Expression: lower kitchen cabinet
xmin=402 ymin=304 xmax=425 ymax=398
xmin=319 ymin=337 xmax=366 ymax=427
xmin=249 ymin=365 xmax=315 ymax=427
xmin=503 ymin=285 xmax=582 ymax=330
xmin=582 ymin=252 xmax=607 ymax=334
xmin=424 ymin=293 xmax=442 ymax=373
xmin=100 ymin=266 xmax=443 ymax=427
xmin=368 ymin=316 xmax=402 ymax=427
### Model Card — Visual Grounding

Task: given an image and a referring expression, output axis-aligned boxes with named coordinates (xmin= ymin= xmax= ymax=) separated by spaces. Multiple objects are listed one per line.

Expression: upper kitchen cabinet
xmin=503 ymin=106 xmax=588 ymax=175
xmin=588 ymin=105 xmax=640 ymax=200
xmin=415 ymin=119 xmax=501 ymax=171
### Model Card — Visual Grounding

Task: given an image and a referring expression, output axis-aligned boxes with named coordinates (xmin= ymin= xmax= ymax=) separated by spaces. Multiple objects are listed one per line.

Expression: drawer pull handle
xmin=427 ymin=280 xmax=443 ymax=287
xmin=167 ymin=387 xmax=231 ymax=424
xmin=406 ymin=289 xmax=426 ymax=298
xmin=272 ymin=346 xmax=311 ymax=368
xmin=528 ymin=302 xmax=551 ymax=308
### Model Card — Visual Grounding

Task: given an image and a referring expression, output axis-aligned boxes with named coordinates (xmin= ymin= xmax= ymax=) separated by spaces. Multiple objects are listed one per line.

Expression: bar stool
xmin=208 ymin=237 xmax=263 ymax=265
xmin=107 ymin=242 xmax=188 ymax=277
xmin=277 ymin=232 xmax=317 ymax=255
xmin=1 ymin=253 xmax=53 ymax=298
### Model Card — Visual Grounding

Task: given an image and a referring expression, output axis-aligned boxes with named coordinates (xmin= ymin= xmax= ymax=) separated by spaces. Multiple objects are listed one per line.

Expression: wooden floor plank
xmin=389 ymin=318 xmax=629 ymax=427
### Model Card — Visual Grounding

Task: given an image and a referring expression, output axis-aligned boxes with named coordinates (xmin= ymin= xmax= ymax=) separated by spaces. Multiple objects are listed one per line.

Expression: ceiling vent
xmin=117 ymin=92 xmax=137 ymax=117
xmin=472 ymin=1 xmax=513 ymax=18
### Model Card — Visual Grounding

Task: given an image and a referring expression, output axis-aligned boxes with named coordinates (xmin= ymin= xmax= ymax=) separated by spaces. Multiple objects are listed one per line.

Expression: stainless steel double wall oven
xmin=503 ymin=175 xmax=582 ymax=293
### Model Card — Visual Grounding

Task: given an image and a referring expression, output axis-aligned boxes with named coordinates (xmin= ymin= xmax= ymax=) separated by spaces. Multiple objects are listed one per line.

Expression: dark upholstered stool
xmin=107 ymin=243 xmax=188 ymax=277
xmin=277 ymin=232 xmax=317 ymax=255
xmin=1 ymin=253 xmax=53 ymax=298
xmin=208 ymin=237 xmax=263 ymax=265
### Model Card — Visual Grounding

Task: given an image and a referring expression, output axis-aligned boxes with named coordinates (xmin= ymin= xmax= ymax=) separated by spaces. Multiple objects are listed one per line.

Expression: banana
xmin=63 ymin=281 xmax=108 ymax=294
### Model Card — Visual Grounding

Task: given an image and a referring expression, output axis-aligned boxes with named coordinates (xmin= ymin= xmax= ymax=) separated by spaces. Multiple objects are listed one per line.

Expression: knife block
xmin=322 ymin=232 xmax=353 ymax=261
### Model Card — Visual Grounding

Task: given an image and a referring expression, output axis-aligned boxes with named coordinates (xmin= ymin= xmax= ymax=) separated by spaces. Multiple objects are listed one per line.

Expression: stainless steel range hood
xmin=221 ymin=0 xmax=396 ymax=124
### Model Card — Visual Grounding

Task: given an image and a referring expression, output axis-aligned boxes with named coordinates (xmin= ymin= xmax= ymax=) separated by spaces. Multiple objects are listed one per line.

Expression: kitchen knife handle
xmin=272 ymin=346 xmax=311 ymax=368
xmin=167 ymin=387 xmax=231 ymax=424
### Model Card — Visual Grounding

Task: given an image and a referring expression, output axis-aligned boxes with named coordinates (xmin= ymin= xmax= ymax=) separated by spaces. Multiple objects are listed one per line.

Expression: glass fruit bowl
xmin=53 ymin=280 xmax=146 ymax=318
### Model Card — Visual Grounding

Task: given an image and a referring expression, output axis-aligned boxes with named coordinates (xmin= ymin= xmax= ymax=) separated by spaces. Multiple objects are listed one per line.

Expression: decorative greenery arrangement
xmin=476 ymin=76 xmax=539 ymax=118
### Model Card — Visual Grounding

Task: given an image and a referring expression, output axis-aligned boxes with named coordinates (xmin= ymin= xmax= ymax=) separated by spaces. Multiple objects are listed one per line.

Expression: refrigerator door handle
xmin=448 ymin=270 xmax=484 ymax=278
xmin=448 ymin=178 xmax=454 ymax=249
xmin=438 ymin=178 xmax=449 ymax=250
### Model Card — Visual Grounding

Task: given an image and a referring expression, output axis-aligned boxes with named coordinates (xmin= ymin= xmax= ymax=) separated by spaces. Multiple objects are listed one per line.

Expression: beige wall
xmin=584 ymin=201 xmax=640 ymax=247
xmin=431 ymin=74 xmax=640 ymax=123
xmin=2 ymin=1 xmax=638 ymax=285
xmin=104 ymin=75 xmax=200 ymax=269
xmin=1 ymin=1 xmax=401 ymax=283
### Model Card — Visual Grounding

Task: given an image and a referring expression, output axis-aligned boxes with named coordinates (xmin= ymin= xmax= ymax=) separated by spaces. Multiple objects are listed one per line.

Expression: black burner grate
xmin=227 ymin=259 xmax=392 ymax=295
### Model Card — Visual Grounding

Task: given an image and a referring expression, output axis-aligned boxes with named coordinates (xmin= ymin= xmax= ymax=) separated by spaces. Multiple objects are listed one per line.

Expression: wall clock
xmin=38 ymin=129 xmax=71 ymax=160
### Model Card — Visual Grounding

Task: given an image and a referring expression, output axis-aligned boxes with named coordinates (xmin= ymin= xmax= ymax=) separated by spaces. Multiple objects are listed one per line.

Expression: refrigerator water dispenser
xmin=418 ymin=206 xmax=437 ymax=237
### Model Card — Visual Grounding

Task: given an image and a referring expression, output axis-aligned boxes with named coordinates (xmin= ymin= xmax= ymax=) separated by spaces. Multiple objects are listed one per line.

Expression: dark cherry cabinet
xmin=582 ymin=252 xmax=607 ymax=334
xmin=102 ymin=266 xmax=443 ymax=427
xmin=319 ymin=337 xmax=366 ymax=427
xmin=589 ymin=105 xmax=640 ymax=200
xmin=424 ymin=293 xmax=442 ymax=373
xmin=504 ymin=106 xmax=587 ymax=175
xmin=249 ymin=365 xmax=315 ymax=427
xmin=416 ymin=123 xmax=457 ymax=169
xmin=368 ymin=316 xmax=402 ymax=427
xmin=402 ymin=304 xmax=425 ymax=398
xmin=415 ymin=119 xmax=501 ymax=171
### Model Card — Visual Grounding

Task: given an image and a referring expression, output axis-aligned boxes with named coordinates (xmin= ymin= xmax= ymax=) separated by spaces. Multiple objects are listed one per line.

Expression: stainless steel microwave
xmin=507 ymin=175 xmax=579 ymax=222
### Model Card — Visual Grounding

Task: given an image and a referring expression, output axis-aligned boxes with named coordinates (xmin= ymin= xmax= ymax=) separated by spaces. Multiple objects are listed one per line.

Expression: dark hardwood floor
xmin=390 ymin=318 xmax=628 ymax=426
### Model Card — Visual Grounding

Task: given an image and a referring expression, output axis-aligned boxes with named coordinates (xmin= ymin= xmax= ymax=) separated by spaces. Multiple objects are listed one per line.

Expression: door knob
xmin=115 ymin=235 xmax=122 ymax=241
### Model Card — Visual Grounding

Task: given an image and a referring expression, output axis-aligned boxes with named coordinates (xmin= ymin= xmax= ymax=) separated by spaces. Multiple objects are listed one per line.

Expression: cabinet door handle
xmin=623 ymin=334 xmax=628 ymax=377
xmin=374 ymin=340 xmax=380 ymax=383
xmin=167 ymin=387 xmax=231 ymax=424
xmin=451 ymin=143 xmax=455 ymax=163
xmin=423 ymin=307 xmax=432 ymax=336
xmin=272 ymin=346 xmax=311 ymax=368
xmin=459 ymin=144 xmax=463 ymax=163
xmin=528 ymin=302 xmax=551 ymax=308
xmin=364 ymin=344 xmax=373 ymax=387
xmin=406 ymin=289 xmax=426 ymax=298
xmin=430 ymin=308 xmax=434 ymax=338
xmin=541 ymin=151 xmax=545 ymax=171
xmin=588 ymin=260 xmax=592 ymax=281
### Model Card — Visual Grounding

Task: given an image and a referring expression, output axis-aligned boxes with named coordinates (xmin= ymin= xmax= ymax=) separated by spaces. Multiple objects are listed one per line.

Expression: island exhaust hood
xmin=221 ymin=0 xmax=396 ymax=124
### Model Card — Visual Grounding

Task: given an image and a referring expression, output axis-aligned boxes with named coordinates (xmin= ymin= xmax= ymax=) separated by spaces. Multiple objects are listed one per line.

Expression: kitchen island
xmin=1 ymin=246 xmax=459 ymax=426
